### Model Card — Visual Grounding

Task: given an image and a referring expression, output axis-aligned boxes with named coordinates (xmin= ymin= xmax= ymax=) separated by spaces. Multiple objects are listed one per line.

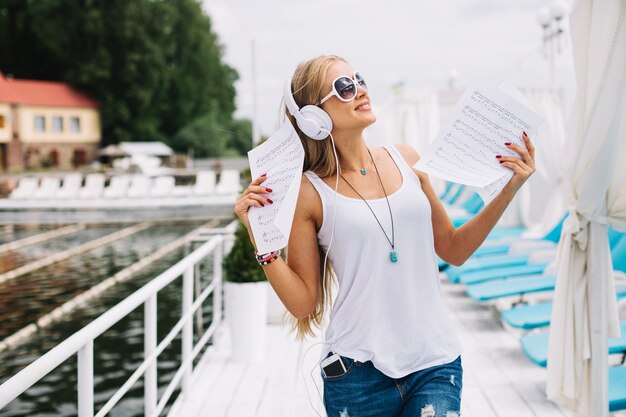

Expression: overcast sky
xmin=201 ymin=0 xmax=575 ymax=137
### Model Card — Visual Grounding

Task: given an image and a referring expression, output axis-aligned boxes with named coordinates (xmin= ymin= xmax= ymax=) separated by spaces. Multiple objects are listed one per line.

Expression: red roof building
xmin=0 ymin=73 xmax=101 ymax=171
xmin=0 ymin=73 xmax=99 ymax=108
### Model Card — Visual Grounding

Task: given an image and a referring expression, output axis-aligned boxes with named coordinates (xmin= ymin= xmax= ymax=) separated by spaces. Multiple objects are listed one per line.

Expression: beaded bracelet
xmin=258 ymin=253 xmax=280 ymax=265
xmin=254 ymin=249 xmax=281 ymax=265
xmin=254 ymin=249 xmax=277 ymax=261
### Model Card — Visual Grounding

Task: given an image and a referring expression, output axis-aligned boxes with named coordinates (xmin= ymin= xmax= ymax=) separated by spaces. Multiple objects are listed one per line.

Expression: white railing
xmin=0 ymin=221 xmax=237 ymax=417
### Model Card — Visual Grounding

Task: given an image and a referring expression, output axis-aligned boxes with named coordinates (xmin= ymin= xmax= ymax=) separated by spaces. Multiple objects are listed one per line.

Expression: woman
xmin=234 ymin=55 xmax=535 ymax=416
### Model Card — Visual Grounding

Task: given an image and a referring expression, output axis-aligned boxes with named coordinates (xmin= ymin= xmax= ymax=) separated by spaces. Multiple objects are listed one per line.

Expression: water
xmin=0 ymin=226 xmax=121 ymax=275
xmin=0 ymin=220 xmax=228 ymax=417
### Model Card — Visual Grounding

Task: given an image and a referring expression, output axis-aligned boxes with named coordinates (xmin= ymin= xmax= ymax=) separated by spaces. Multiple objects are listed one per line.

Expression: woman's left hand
xmin=498 ymin=131 xmax=536 ymax=196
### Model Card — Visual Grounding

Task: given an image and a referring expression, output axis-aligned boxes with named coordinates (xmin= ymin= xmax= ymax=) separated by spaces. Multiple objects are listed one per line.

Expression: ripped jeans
xmin=321 ymin=353 xmax=462 ymax=417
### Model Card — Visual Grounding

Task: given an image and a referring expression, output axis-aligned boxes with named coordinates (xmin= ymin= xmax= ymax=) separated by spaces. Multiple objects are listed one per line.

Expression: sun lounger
xmin=447 ymin=255 xmax=534 ymax=283
xmin=33 ymin=177 xmax=61 ymax=199
xmin=502 ymin=291 xmax=626 ymax=330
xmin=57 ymin=173 xmax=82 ymax=199
xmin=460 ymin=263 xmax=549 ymax=285
xmin=9 ymin=177 xmax=39 ymax=199
xmin=454 ymin=228 xmax=624 ymax=285
xmin=103 ymin=175 xmax=131 ymax=199
xmin=150 ymin=176 xmax=175 ymax=197
xmin=609 ymin=367 xmax=626 ymax=412
xmin=193 ymin=171 xmax=216 ymax=196
xmin=79 ymin=174 xmax=106 ymax=199
xmin=466 ymin=276 xmax=556 ymax=302
xmin=215 ymin=169 xmax=241 ymax=195
xmin=438 ymin=182 xmax=455 ymax=201
xmin=520 ymin=323 xmax=626 ymax=367
xmin=466 ymin=235 xmax=626 ymax=302
xmin=126 ymin=175 xmax=152 ymax=198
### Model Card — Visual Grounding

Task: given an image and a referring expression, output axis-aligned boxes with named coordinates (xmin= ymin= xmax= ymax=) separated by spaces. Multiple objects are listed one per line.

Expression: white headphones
xmin=283 ymin=73 xmax=333 ymax=140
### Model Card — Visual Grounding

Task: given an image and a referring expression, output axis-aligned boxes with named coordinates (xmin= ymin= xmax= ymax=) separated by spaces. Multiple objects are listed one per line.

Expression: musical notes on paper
xmin=247 ymin=122 xmax=305 ymax=254
xmin=414 ymin=82 xmax=544 ymax=205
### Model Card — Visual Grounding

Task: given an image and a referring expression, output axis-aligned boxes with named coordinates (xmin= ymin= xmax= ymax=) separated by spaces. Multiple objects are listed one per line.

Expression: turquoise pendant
xmin=390 ymin=251 xmax=398 ymax=263
xmin=361 ymin=169 xmax=367 ymax=175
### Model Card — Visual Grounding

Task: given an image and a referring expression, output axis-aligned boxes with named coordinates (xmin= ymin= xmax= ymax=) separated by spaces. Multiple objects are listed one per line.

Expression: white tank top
xmin=304 ymin=145 xmax=463 ymax=378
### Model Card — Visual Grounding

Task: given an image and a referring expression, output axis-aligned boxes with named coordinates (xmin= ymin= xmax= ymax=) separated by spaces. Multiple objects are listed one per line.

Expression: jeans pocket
xmin=321 ymin=353 xmax=356 ymax=381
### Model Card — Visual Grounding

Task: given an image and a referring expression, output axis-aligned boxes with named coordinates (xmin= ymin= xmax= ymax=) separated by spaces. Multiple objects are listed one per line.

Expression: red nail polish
xmin=523 ymin=131 xmax=527 ymax=137
xmin=499 ymin=161 xmax=504 ymax=164
xmin=260 ymin=202 xmax=265 ymax=207
xmin=504 ymin=142 xmax=511 ymax=146
xmin=266 ymin=188 xmax=272 ymax=192
xmin=496 ymin=155 xmax=502 ymax=159
xmin=261 ymin=173 xmax=267 ymax=177
xmin=267 ymin=198 xmax=273 ymax=204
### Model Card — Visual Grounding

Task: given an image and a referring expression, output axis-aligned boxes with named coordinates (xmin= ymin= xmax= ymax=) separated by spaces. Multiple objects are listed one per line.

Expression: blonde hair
xmin=284 ymin=55 xmax=344 ymax=339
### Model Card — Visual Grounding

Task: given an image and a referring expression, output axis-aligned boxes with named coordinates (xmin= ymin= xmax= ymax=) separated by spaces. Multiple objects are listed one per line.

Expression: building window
xmin=0 ymin=114 xmax=5 ymax=128
xmin=52 ymin=116 xmax=64 ymax=132
xmin=34 ymin=116 xmax=46 ymax=132
xmin=70 ymin=116 xmax=81 ymax=132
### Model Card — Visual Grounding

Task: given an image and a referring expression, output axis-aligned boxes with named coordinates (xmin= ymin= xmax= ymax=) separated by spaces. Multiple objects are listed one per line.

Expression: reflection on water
xmin=0 ymin=220 xmax=224 ymax=417
xmin=0 ymin=226 xmax=123 ymax=275
xmin=0 ymin=225 xmax=60 ymax=246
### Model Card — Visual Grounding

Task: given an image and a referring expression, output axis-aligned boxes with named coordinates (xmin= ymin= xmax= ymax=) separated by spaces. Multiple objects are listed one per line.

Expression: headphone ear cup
xmin=298 ymin=105 xmax=333 ymax=140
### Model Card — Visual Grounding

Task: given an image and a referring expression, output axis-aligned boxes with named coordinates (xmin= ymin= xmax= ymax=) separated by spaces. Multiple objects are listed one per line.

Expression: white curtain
xmin=518 ymin=89 xmax=568 ymax=231
xmin=546 ymin=1 xmax=626 ymax=416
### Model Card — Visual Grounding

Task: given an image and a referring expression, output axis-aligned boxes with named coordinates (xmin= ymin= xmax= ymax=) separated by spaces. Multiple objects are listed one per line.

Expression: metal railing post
xmin=77 ymin=340 xmax=94 ymax=417
xmin=182 ymin=267 xmax=194 ymax=396
xmin=144 ymin=295 xmax=157 ymax=416
xmin=213 ymin=235 xmax=223 ymax=329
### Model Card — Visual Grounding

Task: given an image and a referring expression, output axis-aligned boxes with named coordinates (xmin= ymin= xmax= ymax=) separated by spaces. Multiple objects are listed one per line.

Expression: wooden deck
xmin=168 ymin=275 xmax=625 ymax=417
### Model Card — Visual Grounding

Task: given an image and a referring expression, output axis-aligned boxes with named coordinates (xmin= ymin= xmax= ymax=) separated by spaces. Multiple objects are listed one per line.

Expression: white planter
xmin=224 ymin=281 xmax=267 ymax=362
xmin=266 ymin=284 xmax=287 ymax=324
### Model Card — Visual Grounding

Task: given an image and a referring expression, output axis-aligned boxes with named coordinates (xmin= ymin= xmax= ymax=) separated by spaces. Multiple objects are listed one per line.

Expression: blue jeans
xmin=321 ymin=353 xmax=462 ymax=417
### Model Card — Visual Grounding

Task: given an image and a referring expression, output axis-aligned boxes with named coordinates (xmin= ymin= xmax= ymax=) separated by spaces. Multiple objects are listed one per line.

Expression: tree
xmin=0 ymin=0 xmax=246 ymax=154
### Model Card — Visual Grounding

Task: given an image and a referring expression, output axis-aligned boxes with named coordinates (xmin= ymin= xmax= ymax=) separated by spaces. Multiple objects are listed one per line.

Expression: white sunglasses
xmin=318 ymin=71 xmax=367 ymax=105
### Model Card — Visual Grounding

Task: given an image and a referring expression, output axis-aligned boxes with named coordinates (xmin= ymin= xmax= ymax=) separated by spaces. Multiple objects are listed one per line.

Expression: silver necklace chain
xmin=339 ymin=148 xmax=395 ymax=250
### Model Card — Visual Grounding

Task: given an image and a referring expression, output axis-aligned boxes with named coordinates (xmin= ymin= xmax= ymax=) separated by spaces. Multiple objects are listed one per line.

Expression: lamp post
xmin=537 ymin=1 xmax=567 ymax=87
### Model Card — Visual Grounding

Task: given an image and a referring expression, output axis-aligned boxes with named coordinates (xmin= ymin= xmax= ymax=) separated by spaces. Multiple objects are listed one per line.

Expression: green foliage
xmin=0 ymin=0 xmax=250 ymax=155
xmin=172 ymin=112 xmax=252 ymax=158
xmin=223 ymin=221 xmax=267 ymax=283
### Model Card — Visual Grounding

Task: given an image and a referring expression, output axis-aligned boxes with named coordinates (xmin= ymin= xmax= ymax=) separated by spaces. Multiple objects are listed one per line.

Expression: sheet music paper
xmin=414 ymin=82 xmax=544 ymax=205
xmin=247 ymin=122 xmax=305 ymax=254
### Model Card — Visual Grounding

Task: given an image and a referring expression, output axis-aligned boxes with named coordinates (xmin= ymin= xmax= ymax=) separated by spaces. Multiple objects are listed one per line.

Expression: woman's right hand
xmin=234 ymin=174 xmax=274 ymax=230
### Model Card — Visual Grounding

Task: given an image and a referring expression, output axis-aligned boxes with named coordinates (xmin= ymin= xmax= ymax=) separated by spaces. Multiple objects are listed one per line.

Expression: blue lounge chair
xmin=466 ymin=234 xmax=626 ymax=303
xmin=444 ymin=215 xmax=571 ymax=282
xmin=466 ymin=276 xmax=556 ymax=302
xmin=460 ymin=263 xmax=549 ymax=285
xmin=438 ymin=181 xmax=455 ymax=201
xmin=502 ymin=291 xmax=626 ymax=330
xmin=520 ymin=323 xmax=626 ymax=367
xmin=457 ymin=228 xmax=625 ymax=285
xmin=447 ymin=255 xmax=540 ymax=284
xmin=472 ymin=213 xmax=566 ymax=257
xmin=610 ymin=367 xmax=626 ymax=412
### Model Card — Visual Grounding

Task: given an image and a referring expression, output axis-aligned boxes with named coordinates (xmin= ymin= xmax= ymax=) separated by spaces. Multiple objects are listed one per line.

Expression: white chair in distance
xmin=215 ymin=169 xmax=241 ymax=195
xmin=9 ymin=177 xmax=39 ymax=199
xmin=171 ymin=182 xmax=192 ymax=197
xmin=79 ymin=173 xmax=106 ymax=199
xmin=193 ymin=170 xmax=217 ymax=196
xmin=126 ymin=175 xmax=152 ymax=198
xmin=57 ymin=173 xmax=83 ymax=199
xmin=149 ymin=176 xmax=175 ymax=197
xmin=103 ymin=175 xmax=131 ymax=199
xmin=33 ymin=177 xmax=61 ymax=199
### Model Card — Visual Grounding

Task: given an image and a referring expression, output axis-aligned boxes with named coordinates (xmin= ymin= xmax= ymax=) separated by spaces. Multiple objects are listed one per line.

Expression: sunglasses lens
xmin=355 ymin=72 xmax=367 ymax=89
xmin=334 ymin=77 xmax=356 ymax=100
